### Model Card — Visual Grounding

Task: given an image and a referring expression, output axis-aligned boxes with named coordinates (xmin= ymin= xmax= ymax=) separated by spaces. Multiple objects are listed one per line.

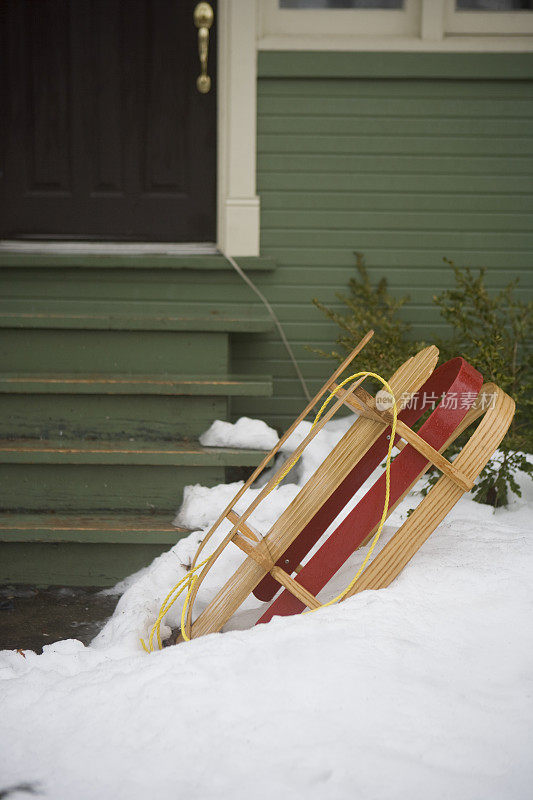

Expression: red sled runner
xmin=176 ymin=331 xmax=515 ymax=643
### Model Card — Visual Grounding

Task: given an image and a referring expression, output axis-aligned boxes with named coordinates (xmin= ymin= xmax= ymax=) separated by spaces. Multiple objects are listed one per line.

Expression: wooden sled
xmin=177 ymin=331 xmax=515 ymax=642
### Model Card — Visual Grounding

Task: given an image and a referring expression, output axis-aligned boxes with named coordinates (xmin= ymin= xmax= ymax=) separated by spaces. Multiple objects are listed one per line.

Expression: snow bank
xmin=1 ymin=412 xmax=532 ymax=800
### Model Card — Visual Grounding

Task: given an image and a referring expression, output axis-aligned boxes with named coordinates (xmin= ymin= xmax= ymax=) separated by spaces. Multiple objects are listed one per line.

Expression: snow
xmin=1 ymin=414 xmax=532 ymax=800
xmin=199 ymin=415 xmax=279 ymax=450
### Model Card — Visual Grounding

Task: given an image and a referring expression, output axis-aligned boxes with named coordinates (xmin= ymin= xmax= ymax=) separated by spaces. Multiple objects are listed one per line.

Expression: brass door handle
xmin=194 ymin=2 xmax=214 ymax=94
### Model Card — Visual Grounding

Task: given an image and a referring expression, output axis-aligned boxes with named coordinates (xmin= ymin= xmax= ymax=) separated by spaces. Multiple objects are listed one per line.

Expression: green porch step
xmin=0 ymin=439 xmax=269 ymax=466
xmin=0 ymin=260 xmax=275 ymax=585
xmin=0 ymin=440 xmax=270 ymax=514
xmin=0 ymin=373 xmax=272 ymax=396
xmin=0 ymin=512 xmax=193 ymax=586
xmin=0 ymin=372 xmax=273 ymax=440
xmin=0 ymin=512 xmax=190 ymax=544
xmin=0 ymin=329 xmax=230 ymax=374
xmin=0 ymin=393 xmax=228 ymax=440
xmin=0 ymin=300 xmax=272 ymax=332
xmin=1 ymin=462 xmax=229 ymax=512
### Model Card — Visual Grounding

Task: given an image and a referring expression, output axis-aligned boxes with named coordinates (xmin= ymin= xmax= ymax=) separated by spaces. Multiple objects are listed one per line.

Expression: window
xmin=258 ymin=0 xmax=533 ymax=43
xmin=445 ymin=0 xmax=533 ymax=31
xmin=456 ymin=1 xmax=532 ymax=8
xmin=261 ymin=0 xmax=419 ymax=37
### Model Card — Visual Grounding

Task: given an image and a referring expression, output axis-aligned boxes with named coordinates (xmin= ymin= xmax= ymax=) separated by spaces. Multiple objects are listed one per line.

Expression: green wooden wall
xmin=232 ymin=52 xmax=533 ymax=431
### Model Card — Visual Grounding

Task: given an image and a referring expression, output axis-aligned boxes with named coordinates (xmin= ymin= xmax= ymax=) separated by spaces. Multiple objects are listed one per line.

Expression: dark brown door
xmin=0 ymin=0 xmax=217 ymax=242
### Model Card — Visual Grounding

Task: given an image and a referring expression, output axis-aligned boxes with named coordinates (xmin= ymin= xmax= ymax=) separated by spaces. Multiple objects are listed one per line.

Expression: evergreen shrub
xmin=312 ymin=255 xmax=532 ymax=508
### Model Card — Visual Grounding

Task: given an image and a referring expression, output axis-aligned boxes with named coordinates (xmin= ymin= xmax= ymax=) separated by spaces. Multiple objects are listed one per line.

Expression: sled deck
xmin=176 ymin=331 xmax=515 ymax=642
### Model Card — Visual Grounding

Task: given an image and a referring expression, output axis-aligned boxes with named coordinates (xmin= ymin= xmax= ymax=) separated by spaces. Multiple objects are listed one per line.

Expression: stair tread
xmin=0 ymin=437 xmax=270 ymax=453
xmin=0 ymin=438 xmax=271 ymax=466
xmin=0 ymin=300 xmax=273 ymax=332
xmin=0 ymin=511 xmax=191 ymax=544
xmin=0 ymin=372 xmax=273 ymax=396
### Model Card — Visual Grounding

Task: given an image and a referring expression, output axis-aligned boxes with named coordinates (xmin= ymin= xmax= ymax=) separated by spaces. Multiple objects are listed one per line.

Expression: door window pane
xmin=279 ymin=1 xmax=404 ymax=8
xmin=456 ymin=1 xmax=532 ymax=9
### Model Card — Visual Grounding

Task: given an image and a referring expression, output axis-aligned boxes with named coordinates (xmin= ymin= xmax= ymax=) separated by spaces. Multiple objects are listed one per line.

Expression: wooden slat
xmin=0 ymin=300 xmax=273 ymax=333
xmin=329 ymin=383 xmax=385 ymax=423
xmin=226 ymin=509 xmax=260 ymax=543
xmin=395 ymin=421 xmax=473 ymax=491
xmin=231 ymin=534 xmax=274 ymax=572
xmin=0 ymin=512 xmax=189 ymax=544
xmin=226 ymin=510 xmax=307 ymax=573
xmin=0 ymin=372 xmax=273 ymax=397
xmin=231 ymin=538 xmax=319 ymax=608
xmin=0 ymin=439 xmax=269 ymax=467
xmin=270 ymin=566 xmax=321 ymax=610
xmin=0 ymin=251 xmax=277 ymax=271
xmin=263 ymin=209 xmax=532 ymax=233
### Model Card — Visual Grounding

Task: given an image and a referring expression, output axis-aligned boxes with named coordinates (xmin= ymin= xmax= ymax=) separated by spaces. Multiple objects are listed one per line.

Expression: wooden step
xmin=1 ymin=461 xmax=227 ymax=513
xmin=0 ymin=300 xmax=273 ymax=332
xmin=0 ymin=393 xmax=229 ymax=440
xmin=1 ymin=329 xmax=230 ymax=374
xmin=0 ymin=373 xmax=273 ymax=396
xmin=0 ymin=512 xmax=190 ymax=544
xmin=0 ymin=512 xmax=193 ymax=586
xmin=0 ymin=439 xmax=270 ymax=466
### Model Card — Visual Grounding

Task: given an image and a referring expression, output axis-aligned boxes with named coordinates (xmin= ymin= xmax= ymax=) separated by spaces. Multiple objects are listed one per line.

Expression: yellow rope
xmin=140 ymin=557 xmax=211 ymax=652
xmin=141 ymin=372 xmax=397 ymax=651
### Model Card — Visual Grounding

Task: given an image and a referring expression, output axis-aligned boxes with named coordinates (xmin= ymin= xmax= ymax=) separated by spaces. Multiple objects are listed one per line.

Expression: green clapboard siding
xmin=231 ymin=53 xmax=533 ymax=430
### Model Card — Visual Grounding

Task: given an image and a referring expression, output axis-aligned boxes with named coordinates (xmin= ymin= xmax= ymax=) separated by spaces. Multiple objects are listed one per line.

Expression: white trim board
xmin=0 ymin=241 xmax=219 ymax=256
xmin=217 ymin=0 xmax=261 ymax=256
xmin=257 ymin=34 xmax=533 ymax=50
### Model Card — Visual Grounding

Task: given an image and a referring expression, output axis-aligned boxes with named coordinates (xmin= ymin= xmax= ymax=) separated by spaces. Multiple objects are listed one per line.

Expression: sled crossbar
xmin=329 ymin=383 xmax=474 ymax=492
xmin=227 ymin=509 xmax=318 ymax=607
xmin=230 ymin=537 xmax=321 ymax=610
xmin=226 ymin=509 xmax=260 ymax=543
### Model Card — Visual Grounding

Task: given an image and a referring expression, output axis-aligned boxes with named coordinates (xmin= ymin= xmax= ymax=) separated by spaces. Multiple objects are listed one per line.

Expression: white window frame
xmin=444 ymin=0 xmax=533 ymax=35
xmin=257 ymin=0 xmax=533 ymax=46
xmin=217 ymin=0 xmax=260 ymax=256
xmin=260 ymin=0 xmax=421 ymax=38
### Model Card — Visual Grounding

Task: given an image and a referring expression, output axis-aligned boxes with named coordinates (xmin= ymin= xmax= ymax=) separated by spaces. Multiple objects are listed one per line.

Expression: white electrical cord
xmin=224 ymin=254 xmax=312 ymax=404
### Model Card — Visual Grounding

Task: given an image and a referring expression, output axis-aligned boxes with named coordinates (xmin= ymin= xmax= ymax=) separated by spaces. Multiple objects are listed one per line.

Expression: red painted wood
xmin=256 ymin=357 xmax=482 ymax=623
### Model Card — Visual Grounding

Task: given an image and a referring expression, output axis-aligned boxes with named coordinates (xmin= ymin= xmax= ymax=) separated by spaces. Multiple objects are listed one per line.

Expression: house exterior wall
xmin=231 ymin=51 xmax=533 ymax=431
